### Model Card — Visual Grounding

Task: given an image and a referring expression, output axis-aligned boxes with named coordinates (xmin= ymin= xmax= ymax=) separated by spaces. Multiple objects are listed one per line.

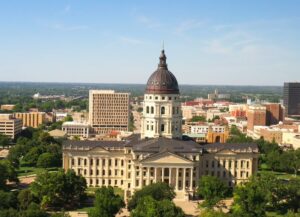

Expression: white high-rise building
xmin=140 ymin=50 xmax=182 ymax=139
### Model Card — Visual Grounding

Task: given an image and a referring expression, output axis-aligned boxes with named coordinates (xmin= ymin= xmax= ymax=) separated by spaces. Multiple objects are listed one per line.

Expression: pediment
xmin=141 ymin=152 xmax=193 ymax=165
xmin=88 ymin=147 xmax=110 ymax=154
xmin=215 ymin=149 xmax=237 ymax=155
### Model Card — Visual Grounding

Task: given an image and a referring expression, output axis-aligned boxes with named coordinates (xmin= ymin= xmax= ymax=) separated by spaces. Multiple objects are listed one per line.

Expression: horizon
xmin=1 ymin=1 xmax=300 ymax=85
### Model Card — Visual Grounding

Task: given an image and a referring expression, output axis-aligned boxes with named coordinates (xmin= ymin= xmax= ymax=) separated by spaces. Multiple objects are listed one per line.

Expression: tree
xmin=0 ymin=190 xmax=18 ymax=210
xmin=36 ymin=153 xmax=60 ymax=168
xmin=280 ymin=150 xmax=300 ymax=176
xmin=266 ymin=150 xmax=281 ymax=171
xmin=88 ymin=186 xmax=125 ymax=217
xmin=284 ymin=178 xmax=300 ymax=212
xmin=190 ymin=116 xmax=206 ymax=122
xmin=232 ymin=177 xmax=268 ymax=217
xmin=30 ymin=169 xmax=87 ymax=209
xmin=0 ymin=134 xmax=10 ymax=148
xmin=197 ymin=176 xmax=230 ymax=208
xmin=128 ymin=182 xmax=176 ymax=211
xmin=23 ymin=147 xmax=43 ymax=166
xmin=0 ymin=160 xmax=18 ymax=190
xmin=18 ymin=189 xmax=35 ymax=210
xmin=200 ymin=209 xmax=230 ymax=217
xmin=131 ymin=196 xmax=184 ymax=217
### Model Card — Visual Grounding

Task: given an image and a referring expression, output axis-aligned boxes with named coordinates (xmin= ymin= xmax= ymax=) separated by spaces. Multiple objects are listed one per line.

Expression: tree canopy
xmin=197 ymin=175 xmax=230 ymax=208
xmin=88 ymin=186 xmax=125 ymax=217
xmin=128 ymin=182 xmax=176 ymax=211
xmin=30 ymin=169 xmax=87 ymax=210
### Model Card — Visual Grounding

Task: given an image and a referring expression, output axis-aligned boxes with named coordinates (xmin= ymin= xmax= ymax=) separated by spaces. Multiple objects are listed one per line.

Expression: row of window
xmin=205 ymin=160 xmax=250 ymax=169
xmin=145 ymin=95 xmax=178 ymax=101
xmin=145 ymin=106 xmax=180 ymax=115
xmin=205 ymin=170 xmax=249 ymax=178
xmin=72 ymin=158 xmax=125 ymax=167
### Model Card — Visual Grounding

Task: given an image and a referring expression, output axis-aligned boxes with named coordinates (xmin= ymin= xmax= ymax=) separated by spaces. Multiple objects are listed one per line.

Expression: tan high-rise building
xmin=247 ymin=105 xmax=266 ymax=131
xmin=264 ymin=103 xmax=284 ymax=126
xmin=13 ymin=112 xmax=47 ymax=128
xmin=89 ymin=90 xmax=130 ymax=135
xmin=0 ymin=114 xmax=22 ymax=139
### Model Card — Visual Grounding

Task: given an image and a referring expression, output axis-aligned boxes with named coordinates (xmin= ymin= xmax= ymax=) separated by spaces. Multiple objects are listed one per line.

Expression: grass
xmin=258 ymin=163 xmax=299 ymax=180
xmin=17 ymin=165 xmax=59 ymax=177
xmin=86 ymin=186 xmax=124 ymax=198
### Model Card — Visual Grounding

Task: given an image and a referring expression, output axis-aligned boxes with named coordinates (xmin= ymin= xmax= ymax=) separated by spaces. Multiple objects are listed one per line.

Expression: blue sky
xmin=0 ymin=0 xmax=299 ymax=85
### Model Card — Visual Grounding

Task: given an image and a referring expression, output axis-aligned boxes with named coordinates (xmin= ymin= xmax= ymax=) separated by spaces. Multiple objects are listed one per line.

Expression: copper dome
xmin=145 ymin=50 xmax=179 ymax=94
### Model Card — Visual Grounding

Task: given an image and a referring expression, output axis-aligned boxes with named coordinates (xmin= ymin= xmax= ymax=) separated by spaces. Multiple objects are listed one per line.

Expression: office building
xmin=284 ymin=82 xmax=300 ymax=116
xmin=264 ymin=103 xmax=284 ymax=126
xmin=0 ymin=114 xmax=22 ymax=139
xmin=62 ymin=121 xmax=90 ymax=138
xmin=89 ymin=90 xmax=130 ymax=135
xmin=247 ymin=105 xmax=266 ymax=131
xmin=13 ymin=112 xmax=47 ymax=128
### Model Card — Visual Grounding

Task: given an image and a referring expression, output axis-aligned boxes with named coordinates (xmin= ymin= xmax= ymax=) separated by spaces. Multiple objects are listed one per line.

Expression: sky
xmin=0 ymin=0 xmax=300 ymax=86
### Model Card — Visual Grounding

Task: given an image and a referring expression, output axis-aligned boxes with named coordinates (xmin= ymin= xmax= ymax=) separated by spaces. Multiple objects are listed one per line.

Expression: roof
xmin=49 ymin=129 xmax=67 ymax=137
xmin=145 ymin=50 xmax=179 ymax=94
xmin=63 ymin=134 xmax=259 ymax=154
xmin=202 ymin=143 xmax=259 ymax=153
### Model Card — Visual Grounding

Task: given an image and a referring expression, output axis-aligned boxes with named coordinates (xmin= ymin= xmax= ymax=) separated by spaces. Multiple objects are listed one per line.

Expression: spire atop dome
xmin=145 ymin=49 xmax=179 ymax=94
xmin=158 ymin=49 xmax=168 ymax=69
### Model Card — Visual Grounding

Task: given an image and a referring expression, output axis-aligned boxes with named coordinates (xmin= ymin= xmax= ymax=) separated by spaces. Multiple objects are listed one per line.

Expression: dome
xmin=145 ymin=50 xmax=179 ymax=94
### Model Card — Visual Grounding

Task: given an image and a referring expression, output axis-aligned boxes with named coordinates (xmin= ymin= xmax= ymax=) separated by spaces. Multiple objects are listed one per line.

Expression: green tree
xmin=18 ymin=189 xmax=35 ymax=210
xmin=200 ymin=209 xmax=230 ymax=217
xmin=0 ymin=134 xmax=10 ymax=148
xmin=131 ymin=196 xmax=184 ymax=217
xmin=0 ymin=190 xmax=18 ymax=209
xmin=88 ymin=186 xmax=125 ymax=217
xmin=266 ymin=150 xmax=281 ymax=171
xmin=36 ymin=153 xmax=60 ymax=168
xmin=284 ymin=178 xmax=300 ymax=212
xmin=280 ymin=150 xmax=300 ymax=176
xmin=30 ymin=169 xmax=87 ymax=209
xmin=197 ymin=176 xmax=230 ymax=208
xmin=0 ymin=160 xmax=18 ymax=190
xmin=128 ymin=182 xmax=175 ymax=211
xmin=190 ymin=116 xmax=206 ymax=122
xmin=232 ymin=177 xmax=268 ymax=217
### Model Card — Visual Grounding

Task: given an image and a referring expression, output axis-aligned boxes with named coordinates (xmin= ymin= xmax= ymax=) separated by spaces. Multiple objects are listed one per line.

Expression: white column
xmin=169 ymin=168 xmax=172 ymax=185
xmin=139 ymin=166 xmax=143 ymax=188
xmin=162 ymin=167 xmax=165 ymax=182
xmin=175 ymin=168 xmax=179 ymax=191
xmin=183 ymin=168 xmax=186 ymax=191
xmin=147 ymin=167 xmax=150 ymax=185
xmin=190 ymin=167 xmax=193 ymax=191
xmin=154 ymin=167 xmax=157 ymax=183
xmin=132 ymin=165 xmax=136 ymax=189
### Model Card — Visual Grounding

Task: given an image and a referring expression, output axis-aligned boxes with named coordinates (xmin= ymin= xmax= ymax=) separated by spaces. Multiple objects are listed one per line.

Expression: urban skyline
xmin=0 ymin=0 xmax=300 ymax=85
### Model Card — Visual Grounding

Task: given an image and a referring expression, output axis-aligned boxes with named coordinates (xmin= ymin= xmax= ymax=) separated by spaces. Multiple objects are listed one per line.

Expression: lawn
xmin=258 ymin=163 xmax=299 ymax=180
xmin=17 ymin=165 xmax=59 ymax=177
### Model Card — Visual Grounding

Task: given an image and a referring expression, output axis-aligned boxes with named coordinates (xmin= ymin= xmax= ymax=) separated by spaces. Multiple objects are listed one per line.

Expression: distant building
xmin=247 ymin=105 xmax=266 ymax=131
xmin=0 ymin=114 xmax=22 ymax=139
xmin=89 ymin=90 xmax=130 ymax=135
xmin=0 ymin=104 xmax=15 ymax=111
xmin=264 ymin=103 xmax=284 ymax=126
xmin=48 ymin=129 xmax=67 ymax=139
xmin=284 ymin=82 xmax=300 ymax=117
xmin=208 ymin=89 xmax=230 ymax=101
xmin=13 ymin=112 xmax=48 ymax=128
xmin=62 ymin=121 xmax=90 ymax=138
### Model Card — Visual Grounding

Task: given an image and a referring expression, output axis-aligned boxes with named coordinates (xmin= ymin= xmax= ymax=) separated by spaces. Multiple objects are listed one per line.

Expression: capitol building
xmin=63 ymin=50 xmax=259 ymax=200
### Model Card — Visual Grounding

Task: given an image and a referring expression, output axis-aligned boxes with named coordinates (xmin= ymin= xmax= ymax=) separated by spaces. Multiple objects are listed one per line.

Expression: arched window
xmin=151 ymin=106 xmax=154 ymax=114
xmin=161 ymin=124 xmax=165 ymax=132
xmin=146 ymin=106 xmax=149 ymax=113
xmin=161 ymin=106 xmax=165 ymax=115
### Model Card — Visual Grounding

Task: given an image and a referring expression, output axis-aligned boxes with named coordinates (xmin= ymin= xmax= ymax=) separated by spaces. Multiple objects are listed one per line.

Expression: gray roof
xmin=63 ymin=134 xmax=259 ymax=154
